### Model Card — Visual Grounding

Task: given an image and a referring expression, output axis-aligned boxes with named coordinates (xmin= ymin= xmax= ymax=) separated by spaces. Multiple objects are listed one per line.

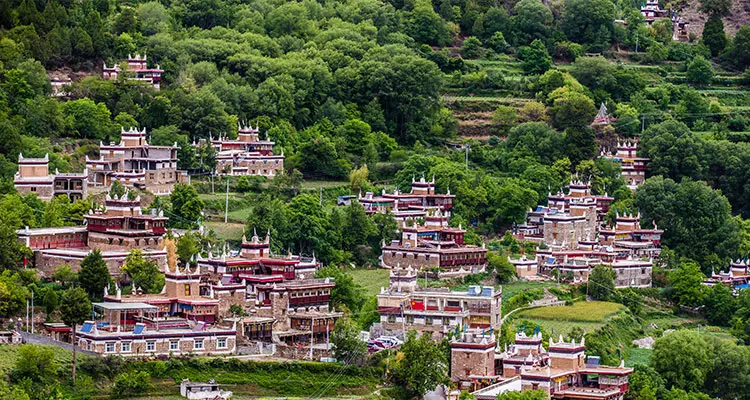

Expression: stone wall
xmin=382 ymin=250 xmax=440 ymax=269
xmin=88 ymin=232 xmax=164 ymax=251
xmin=17 ymin=184 xmax=55 ymax=200
xmin=614 ymin=266 xmax=652 ymax=288
xmin=451 ymin=347 xmax=495 ymax=381
xmin=275 ymin=344 xmax=332 ymax=360
xmin=36 ymin=250 xmax=166 ymax=277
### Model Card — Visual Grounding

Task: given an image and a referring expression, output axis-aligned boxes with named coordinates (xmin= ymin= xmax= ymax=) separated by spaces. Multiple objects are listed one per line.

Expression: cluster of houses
xmin=640 ymin=0 xmax=690 ymax=42
xmin=453 ymin=330 xmax=633 ymax=400
xmin=15 ymin=123 xmax=284 ymax=198
xmin=16 ymin=190 xmax=338 ymax=359
xmin=511 ymin=176 xmax=661 ymax=288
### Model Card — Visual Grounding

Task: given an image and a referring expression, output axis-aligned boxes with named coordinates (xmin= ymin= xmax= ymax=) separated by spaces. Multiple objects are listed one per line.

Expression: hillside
xmin=679 ymin=0 xmax=750 ymax=37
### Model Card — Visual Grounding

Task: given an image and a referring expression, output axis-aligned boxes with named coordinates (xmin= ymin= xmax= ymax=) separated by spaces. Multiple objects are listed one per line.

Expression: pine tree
xmin=702 ymin=15 xmax=726 ymax=56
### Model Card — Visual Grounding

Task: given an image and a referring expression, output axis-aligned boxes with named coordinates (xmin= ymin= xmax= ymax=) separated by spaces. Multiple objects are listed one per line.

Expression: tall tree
xmin=121 ymin=250 xmax=164 ymax=293
xmin=651 ymin=330 xmax=711 ymax=392
xmin=588 ymin=265 xmax=616 ymax=300
xmin=331 ymin=317 xmax=366 ymax=364
xmin=168 ymin=183 xmax=204 ymax=229
xmin=78 ymin=250 xmax=110 ymax=302
xmin=702 ymin=16 xmax=726 ymax=57
xmin=60 ymin=287 xmax=92 ymax=386
xmin=392 ymin=331 xmax=449 ymax=397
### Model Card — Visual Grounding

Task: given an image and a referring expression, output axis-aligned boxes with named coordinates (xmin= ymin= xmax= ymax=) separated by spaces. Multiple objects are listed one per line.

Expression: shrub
xmin=112 ymin=371 xmax=150 ymax=398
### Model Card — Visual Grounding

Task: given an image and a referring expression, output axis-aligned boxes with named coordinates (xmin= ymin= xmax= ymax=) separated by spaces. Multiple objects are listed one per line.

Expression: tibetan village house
xmin=14 ymin=153 xmax=87 ymax=201
xmin=86 ymin=127 xmax=189 ymax=194
xmin=452 ymin=331 xmax=633 ymax=400
xmin=17 ymin=191 xmax=168 ymax=277
xmin=376 ymin=266 xmax=501 ymax=340
xmin=210 ymin=124 xmax=284 ymax=178
xmin=76 ymin=302 xmax=236 ymax=357
xmin=103 ymin=54 xmax=163 ymax=89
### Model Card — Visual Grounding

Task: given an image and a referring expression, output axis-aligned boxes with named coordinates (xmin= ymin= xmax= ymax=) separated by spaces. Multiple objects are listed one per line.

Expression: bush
xmin=461 ymin=36 xmax=483 ymax=59
xmin=112 ymin=371 xmax=150 ymax=398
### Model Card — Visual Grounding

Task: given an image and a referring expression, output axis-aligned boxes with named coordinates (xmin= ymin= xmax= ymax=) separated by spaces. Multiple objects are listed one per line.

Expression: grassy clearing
xmin=501 ymin=280 xmax=562 ymax=303
xmin=205 ymin=221 xmax=246 ymax=241
xmin=518 ymin=301 xmax=625 ymax=322
xmin=626 ymin=347 xmax=652 ymax=367
xmin=348 ymin=268 xmax=390 ymax=297
xmin=515 ymin=301 xmax=626 ymax=333
xmin=0 ymin=345 xmax=77 ymax=376
xmin=298 ymin=180 xmax=349 ymax=190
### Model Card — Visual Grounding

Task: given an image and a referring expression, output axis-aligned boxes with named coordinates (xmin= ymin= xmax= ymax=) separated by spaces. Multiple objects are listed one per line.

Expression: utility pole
xmin=25 ymin=299 xmax=29 ymax=333
xmin=465 ymin=144 xmax=470 ymax=168
xmin=31 ymin=290 xmax=34 ymax=334
xmin=635 ymin=34 xmax=639 ymax=53
xmin=319 ymin=187 xmax=323 ymax=206
xmin=224 ymin=178 xmax=229 ymax=223
xmin=641 ymin=115 xmax=646 ymax=133
xmin=211 ymin=173 xmax=215 ymax=194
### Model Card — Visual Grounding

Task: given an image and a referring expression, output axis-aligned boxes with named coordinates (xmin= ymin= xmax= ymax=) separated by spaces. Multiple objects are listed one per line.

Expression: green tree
xmin=407 ymin=0 xmax=452 ymax=46
xmin=519 ymin=40 xmax=552 ymax=75
xmin=588 ymin=265 xmax=616 ymax=300
xmin=176 ymin=232 xmax=200 ymax=267
xmin=686 ymin=56 xmax=713 ymax=85
xmin=392 ymin=331 xmax=449 ymax=398
xmin=13 ymin=345 xmax=58 ymax=383
xmin=78 ymin=250 xmax=110 ymax=302
xmin=486 ymin=32 xmax=510 ymax=53
xmin=635 ymin=177 xmax=740 ymax=272
xmin=112 ymin=371 xmax=150 ymax=398
xmin=511 ymin=0 xmax=553 ymax=46
xmin=461 ymin=36 xmax=483 ymax=59
xmin=561 ymin=0 xmax=615 ymax=45
xmin=60 ymin=287 xmax=92 ymax=386
xmin=488 ymin=252 xmax=516 ymax=283
xmin=331 ymin=317 xmax=366 ymax=364
xmin=62 ymin=99 xmax=114 ymax=140
xmin=698 ymin=0 xmax=732 ymax=18
xmin=315 ymin=266 xmax=365 ymax=313
xmin=121 ymin=250 xmax=164 ymax=294
xmin=551 ymin=90 xmax=596 ymax=130
xmin=497 ymin=390 xmax=548 ymax=400
xmin=726 ymin=25 xmax=750 ymax=70
xmin=626 ymin=365 xmax=665 ymax=400
xmin=168 ymin=183 xmax=204 ymax=229
xmin=702 ymin=16 xmax=726 ymax=57
xmin=703 ymin=283 xmax=736 ymax=326
xmin=669 ymin=262 xmax=705 ymax=307
xmin=651 ymin=330 xmax=711 ymax=392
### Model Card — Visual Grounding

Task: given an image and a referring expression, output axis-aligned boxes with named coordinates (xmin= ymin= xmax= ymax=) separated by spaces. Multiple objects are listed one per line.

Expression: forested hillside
xmin=1 ymin=0 xmax=750 ymax=399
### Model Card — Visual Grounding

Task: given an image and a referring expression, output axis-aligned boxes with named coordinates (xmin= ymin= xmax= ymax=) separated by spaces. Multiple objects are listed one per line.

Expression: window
xmin=194 ymin=339 xmax=204 ymax=350
xmin=31 ymin=187 xmax=37 ymax=192
xmin=146 ymin=341 xmax=155 ymax=352
xmin=425 ymin=317 xmax=433 ymax=325
xmin=217 ymin=338 xmax=227 ymax=349
xmin=105 ymin=343 xmax=115 ymax=353
xmin=170 ymin=341 xmax=179 ymax=351
xmin=406 ymin=315 xmax=414 ymax=324
xmin=185 ymin=284 xmax=191 ymax=296
xmin=122 ymin=342 xmax=131 ymax=353
xmin=387 ymin=315 xmax=396 ymax=323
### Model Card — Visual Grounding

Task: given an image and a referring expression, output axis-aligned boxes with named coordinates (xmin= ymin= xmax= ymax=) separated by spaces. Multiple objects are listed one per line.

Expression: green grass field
xmin=348 ymin=268 xmax=390 ymax=297
xmin=515 ymin=301 xmax=626 ymax=335
xmin=501 ymin=280 xmax=563 ymax=303
xmin=626 ymin=348 xmax=652 ymax=367
xmin=0 ymin=344 xmax=78 ymax=376
xmin=205 ymin=221 xmax=246 ymax=241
